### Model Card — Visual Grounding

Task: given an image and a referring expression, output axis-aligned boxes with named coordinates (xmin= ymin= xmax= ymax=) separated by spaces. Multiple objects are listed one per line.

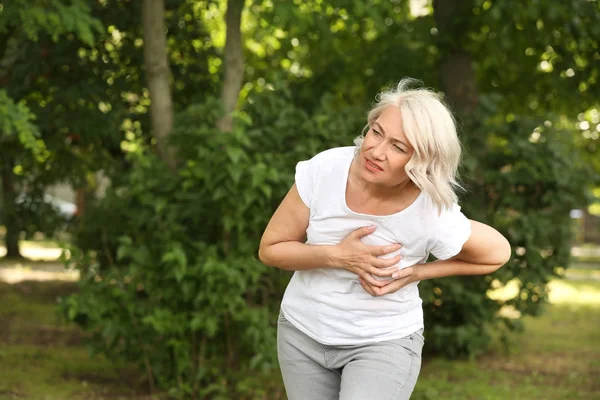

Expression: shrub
xmin=61 ymin=91 xmax=597 ymax=397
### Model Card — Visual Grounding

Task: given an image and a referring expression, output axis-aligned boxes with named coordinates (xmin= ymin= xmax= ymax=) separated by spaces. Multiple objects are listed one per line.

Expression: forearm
xmin=259 ymin=241 xmax=337 ymax=271
xmin=413 ymin=220 xmax=512 ymax=281
xmin=414 ymin=258 xmax=504 ymax=281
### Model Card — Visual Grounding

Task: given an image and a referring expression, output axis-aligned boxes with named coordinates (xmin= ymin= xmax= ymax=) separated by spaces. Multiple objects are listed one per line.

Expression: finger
xmin=392 ymin=267 xmax=413 ymax=280
xmin=373 ymin=254 xmax=403 ymax=269
xmin=370 ymin=285 xmax=384 ymax=296
xmin=352 ymin=225 xmax=376 ymax=240
xmin=358 ymin=277 xmax=377 ymax=296
xmin=361 ymin=272 xmax=391 ymax=287
xmin=368 ymin=265 xmax=396 ymax=277
xmin=375 ymin=279 xmax=405 ymax=296
xmin=365 ymin=280 xmax=386 ymax=297
xmin=368 ymin=261 xmax=401 ymax=277
xmin=373 ymin=243 xmax=402 ymax=256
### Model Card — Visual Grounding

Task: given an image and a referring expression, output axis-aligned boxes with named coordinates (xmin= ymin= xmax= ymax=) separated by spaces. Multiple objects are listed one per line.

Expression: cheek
xmin=361 ymin=136 xmax=374 ymax=149
xmin=388 ymin=156 xmax=411 ymax=176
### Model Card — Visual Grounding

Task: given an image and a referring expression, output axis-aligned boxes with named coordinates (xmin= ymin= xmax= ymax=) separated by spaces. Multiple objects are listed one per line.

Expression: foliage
xmin=0 ymin=0 xmax=105 ymax=243
xmin=466 ymin=0 xmax=600 ymax=116
xmin=421 ymin=95 xmax=598 ymax=357
xmin=1 ymin=0 xmax=597 ymax=397
xmin=0 ymin=89 xmax=47 ymax=162
xmin=0 ymin=0 xmax=103 ymax=45
xmin=60 ymin=89 xmax=364 ymax=397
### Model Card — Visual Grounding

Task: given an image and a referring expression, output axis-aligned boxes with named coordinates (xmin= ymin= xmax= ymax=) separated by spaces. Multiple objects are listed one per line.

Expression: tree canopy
xmin=1 ymin=0 xmax=599 ymax=397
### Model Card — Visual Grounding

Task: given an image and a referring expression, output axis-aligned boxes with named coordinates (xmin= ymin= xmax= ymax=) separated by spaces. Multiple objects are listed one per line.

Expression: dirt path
xmin=0 ymin=244 xmax=79 ymax=283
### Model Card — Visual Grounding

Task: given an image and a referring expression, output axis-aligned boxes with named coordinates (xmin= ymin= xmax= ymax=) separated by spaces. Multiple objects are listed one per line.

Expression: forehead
xmin=375 ymin=106 xmax=408 ymax=141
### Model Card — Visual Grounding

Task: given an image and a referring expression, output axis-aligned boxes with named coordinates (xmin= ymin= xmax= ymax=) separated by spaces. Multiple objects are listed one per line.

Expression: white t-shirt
xmin=280 ymin=146 xmax=472 ymax=346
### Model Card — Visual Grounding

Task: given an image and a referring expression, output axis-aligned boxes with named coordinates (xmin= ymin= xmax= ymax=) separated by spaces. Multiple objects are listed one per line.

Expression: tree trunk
xmin=433 ymin=0 xmax=479 ymax=115
xmin=216 ymin=0 xmax=245 ymax=133
xmin=1 ymin=156 xmax=21 ymax=258
xmin=142 ymin=0 xmax=176 ymax=171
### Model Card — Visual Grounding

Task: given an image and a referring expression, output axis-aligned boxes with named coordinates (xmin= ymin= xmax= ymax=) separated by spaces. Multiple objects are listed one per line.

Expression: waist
xmin=281 ymin=269 xmax=424 ymax=345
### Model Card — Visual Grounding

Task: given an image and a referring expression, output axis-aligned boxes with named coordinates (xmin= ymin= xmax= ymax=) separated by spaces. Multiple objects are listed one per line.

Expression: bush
xmin=419 ymin=95 xmax=597 ymax=357
xmin=60 ymin=90 xmax=364 ymax=398
xmin=60 ymin=91 xmax=597 ymax=397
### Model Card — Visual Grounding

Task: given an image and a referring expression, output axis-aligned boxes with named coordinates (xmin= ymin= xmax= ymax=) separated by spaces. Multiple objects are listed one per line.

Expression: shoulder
xmin=295 ymin=147 xmax=354 ymax=208
xmin=420 ymin=194 xmax=471 ymax=259
xmin=309 ymin=146 xmax=356 ymax=164
xmin=298 ymin=146 xmax=355 ymax=177
xmin=419 ymin=193 xmax=464 ymax=219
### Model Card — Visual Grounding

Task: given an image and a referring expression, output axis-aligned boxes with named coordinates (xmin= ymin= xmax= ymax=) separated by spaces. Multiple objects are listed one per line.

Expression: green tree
xmin=55 ymin=0 xmax=600 ymax=397
xmin=0 ymin=0 xmax=103 ymax=256
xmin=0 ymin=91 xmax=47 ymax=256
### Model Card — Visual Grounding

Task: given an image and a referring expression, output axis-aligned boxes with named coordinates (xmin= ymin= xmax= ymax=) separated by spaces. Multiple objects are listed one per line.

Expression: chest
xmin=306 ymin=211 xmax=431 ymax=268
xmin=345 ymin=180 xmax=420 ymax=217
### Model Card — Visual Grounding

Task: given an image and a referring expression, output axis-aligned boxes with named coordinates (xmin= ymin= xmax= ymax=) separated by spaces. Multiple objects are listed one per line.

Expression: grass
xmin=0 ymin=281 xmax=154 ymax=400
xmin=0 ymin=272 xmax=598 ymax=399
xmin=412 ymin=278 xmax=600 ymax=400
xmin=413 ymin=304 xmax=600 ymax=399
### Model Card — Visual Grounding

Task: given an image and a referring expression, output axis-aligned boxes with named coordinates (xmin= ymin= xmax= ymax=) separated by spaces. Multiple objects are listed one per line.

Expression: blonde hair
xmin=354 ymin=78 xmax=463 ymax=212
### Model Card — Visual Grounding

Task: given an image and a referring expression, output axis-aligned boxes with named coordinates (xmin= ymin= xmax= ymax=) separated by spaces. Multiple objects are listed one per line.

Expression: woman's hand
xmin=332 ymin=225 xmax=403 ymax=287
xmin=358 ymin=266 xmax=419 ymax=296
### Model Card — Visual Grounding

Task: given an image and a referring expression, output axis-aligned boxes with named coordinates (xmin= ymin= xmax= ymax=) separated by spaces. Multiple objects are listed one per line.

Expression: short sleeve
xmin=295 ymin=159 xmax=315 ymax=208
xmin=429 ymin=203 xmax=472 ymax=260
xmin=294 ymin=147 xmax=352 ymax=209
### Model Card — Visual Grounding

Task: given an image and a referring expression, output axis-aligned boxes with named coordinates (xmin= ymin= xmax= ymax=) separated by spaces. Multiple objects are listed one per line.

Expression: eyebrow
xmin=374 ymin=122 xmax=409 ymax=148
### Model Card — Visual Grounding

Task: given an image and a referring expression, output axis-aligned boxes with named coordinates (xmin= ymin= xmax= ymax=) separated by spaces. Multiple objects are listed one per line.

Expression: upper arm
xmin=259 ymin=183 xmax=310 ymax=250
xmin=454 ymin=220 xmax=511 ymax=265
xmin=429 ymin=204 xmax=472 ymax=260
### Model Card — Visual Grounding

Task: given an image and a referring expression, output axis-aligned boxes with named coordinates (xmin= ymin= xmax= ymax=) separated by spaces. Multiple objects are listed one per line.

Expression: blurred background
xmin=0 ymin=0 xmax=599 ymax=399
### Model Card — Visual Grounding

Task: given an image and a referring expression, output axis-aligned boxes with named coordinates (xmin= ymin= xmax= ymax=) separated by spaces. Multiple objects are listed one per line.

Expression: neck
xmin=350 ymin=160 xmax=419 ymax=201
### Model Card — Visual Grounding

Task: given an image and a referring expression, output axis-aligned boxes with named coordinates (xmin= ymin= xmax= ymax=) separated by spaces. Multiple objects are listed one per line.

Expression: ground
xmin=0 ymin=243 xmax=599 ymax=400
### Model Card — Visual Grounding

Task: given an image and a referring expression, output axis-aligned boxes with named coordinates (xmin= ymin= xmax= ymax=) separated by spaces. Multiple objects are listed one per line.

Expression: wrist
xmin=413 ymin=264 xmax=428 ymax=281
xmin=326 ymin=245 xmax=342 ymax=269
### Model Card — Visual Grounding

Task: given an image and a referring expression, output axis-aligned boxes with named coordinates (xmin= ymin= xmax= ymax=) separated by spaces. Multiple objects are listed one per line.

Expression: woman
xmin=259 ymin=79 xmax=511 ymax=400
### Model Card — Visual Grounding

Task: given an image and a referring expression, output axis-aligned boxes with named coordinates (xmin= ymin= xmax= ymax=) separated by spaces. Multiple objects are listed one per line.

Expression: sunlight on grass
xmin=1 ymin=255 xmax=598 ymax=399
xmin=0 ymin=265 xmax=79 ymax=283
xmin=0 ymin=245 xmax=64 ymax=260
xmin=415 ymin=278 xmax=600 ymax=400
xmin=547 ymin=279 xmax=600 ymax=305
xmin=0 ymin=242 xmax=77 ymax=283
xmin=488 ymin=276 xmax=600 ymax=306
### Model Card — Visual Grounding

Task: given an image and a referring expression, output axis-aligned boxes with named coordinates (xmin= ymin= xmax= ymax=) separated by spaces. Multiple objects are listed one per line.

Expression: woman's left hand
xmin=358 ymin=266 xmax=419 ymax=296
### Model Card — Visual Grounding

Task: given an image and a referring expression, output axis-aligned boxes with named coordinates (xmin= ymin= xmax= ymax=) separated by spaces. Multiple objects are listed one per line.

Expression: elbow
xmin=501 ymin=237 xmax=512 ymax=265
xmin=500 ymin=235 xmax=512 ymax=263
xmin=258 ymin=243 xmax=272 ymax=266
xmin=492 ymin=237 xmax=512 ymax=271
xmin=258 ymin=245 xmax=267 ymax=265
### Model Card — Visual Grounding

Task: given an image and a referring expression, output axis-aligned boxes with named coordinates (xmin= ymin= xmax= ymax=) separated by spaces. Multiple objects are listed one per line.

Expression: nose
xmin=371 ymin=140 xmax=386 ymax=161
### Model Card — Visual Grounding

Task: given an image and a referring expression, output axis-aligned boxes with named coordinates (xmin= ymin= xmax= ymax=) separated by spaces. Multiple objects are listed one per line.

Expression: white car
xmin=14 ymin=193 xmax=79 ymax=222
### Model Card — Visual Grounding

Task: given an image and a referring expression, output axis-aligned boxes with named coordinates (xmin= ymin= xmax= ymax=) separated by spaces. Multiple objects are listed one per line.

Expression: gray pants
xmin=277 ymin=312 xmax=424 ymax=400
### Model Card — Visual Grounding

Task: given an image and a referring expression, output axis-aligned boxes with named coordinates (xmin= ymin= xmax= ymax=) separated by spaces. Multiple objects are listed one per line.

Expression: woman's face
xmin=357 ymin=105 xmax=414 ymax=188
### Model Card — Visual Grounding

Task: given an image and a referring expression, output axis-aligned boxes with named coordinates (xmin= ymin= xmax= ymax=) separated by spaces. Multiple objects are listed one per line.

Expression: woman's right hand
xmin=332 ymin=225 xmax=403 ymax=287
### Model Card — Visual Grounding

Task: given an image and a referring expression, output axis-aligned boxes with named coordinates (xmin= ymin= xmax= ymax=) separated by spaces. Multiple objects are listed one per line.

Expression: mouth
xmin=365 ymin=158 xmax=384 ymax=171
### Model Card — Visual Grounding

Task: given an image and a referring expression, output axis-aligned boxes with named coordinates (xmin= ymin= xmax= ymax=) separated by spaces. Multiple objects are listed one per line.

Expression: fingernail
xmin=397 ymin=243 xmax=402 ymax=248
xmin=368 ymin=225 xmax=376 ymax=230
xmin=392 ymin=273 xmax=398 ymax=279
